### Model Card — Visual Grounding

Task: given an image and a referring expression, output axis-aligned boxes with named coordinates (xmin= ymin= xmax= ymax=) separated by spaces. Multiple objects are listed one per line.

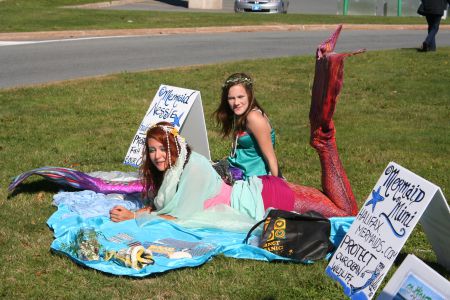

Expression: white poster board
xmin=325 ymin=162 xmax=446 ymax=300
xmin=124 ymin=84 xmax=210 ymax=167
xmin=418 ymin=188 xmax=450 ymax=271
xmin=377 ymin=254 xmax=450 ymax=300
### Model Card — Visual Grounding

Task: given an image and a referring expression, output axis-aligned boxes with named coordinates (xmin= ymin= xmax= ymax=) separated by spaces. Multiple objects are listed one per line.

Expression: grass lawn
xmin=0 ymin=47 xmax=449 ymax=298
xmin=1 ymin=0 xmax=449 ymax=32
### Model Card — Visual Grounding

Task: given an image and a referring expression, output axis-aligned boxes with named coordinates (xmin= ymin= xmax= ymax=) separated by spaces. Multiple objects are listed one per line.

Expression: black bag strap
xmin=270 ymin=209 xmax=328 ymax=222
xmin=243 ymin=217 xmax=267 ymax=244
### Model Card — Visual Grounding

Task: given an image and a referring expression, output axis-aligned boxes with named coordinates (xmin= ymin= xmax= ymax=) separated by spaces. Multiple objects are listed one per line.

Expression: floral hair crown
xmin=222 ymin=76 xmax=253 ymax=88
xmin=148 ymin=123 xmax=187 ymax=169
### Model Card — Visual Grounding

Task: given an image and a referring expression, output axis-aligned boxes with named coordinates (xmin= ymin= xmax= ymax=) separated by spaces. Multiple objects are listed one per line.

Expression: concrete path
xmin=2 ymin=24 xmax=448 ymax=42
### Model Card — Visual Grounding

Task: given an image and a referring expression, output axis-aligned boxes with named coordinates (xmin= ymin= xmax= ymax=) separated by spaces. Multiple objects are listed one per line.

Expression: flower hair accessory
xmin=222 ymin=76 xmax=253 ymax=88
xmin=170 ymin=127 xmax=179 ymax=137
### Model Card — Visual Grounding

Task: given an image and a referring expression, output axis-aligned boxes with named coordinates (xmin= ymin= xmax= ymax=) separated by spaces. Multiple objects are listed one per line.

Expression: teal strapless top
xmin=228 ymin=128 xmax=276 ymax=178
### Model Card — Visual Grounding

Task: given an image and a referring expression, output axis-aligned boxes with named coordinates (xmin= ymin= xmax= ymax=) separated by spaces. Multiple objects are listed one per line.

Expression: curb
xmin=65 ymin=0 xmax=144 ymax=9
xmin=1 ymin=24 xmax=449 ymax=41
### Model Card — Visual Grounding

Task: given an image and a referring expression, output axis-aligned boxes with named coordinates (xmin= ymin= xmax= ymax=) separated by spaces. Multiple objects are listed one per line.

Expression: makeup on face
xmin=147 ymin=138 xmax=168 ymax=171
xmin=227 ymin=84 xmax=249 ymax=116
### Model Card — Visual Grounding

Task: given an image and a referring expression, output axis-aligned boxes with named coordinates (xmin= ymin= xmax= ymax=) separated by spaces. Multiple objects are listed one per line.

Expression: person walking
xmin=417 ymin=0 xmax=450 ymax=52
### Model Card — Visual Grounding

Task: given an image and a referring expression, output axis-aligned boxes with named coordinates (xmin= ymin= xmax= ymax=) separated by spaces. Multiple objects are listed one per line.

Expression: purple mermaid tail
xmin=8 ymin=167 xmax=144 ymax=194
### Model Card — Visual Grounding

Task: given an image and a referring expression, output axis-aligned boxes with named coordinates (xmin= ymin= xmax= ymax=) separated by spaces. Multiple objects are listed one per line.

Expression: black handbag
xmin=417 ymin=3 xmax=425 ymax=16
xmin=244 ymin=209 xmax=334 ymax=261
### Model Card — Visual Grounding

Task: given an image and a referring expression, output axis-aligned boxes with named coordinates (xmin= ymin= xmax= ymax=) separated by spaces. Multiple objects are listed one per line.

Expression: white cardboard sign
xmin=124 ymin=84 xmax=210 ymax=167
xmin=377 ymin=254 xmax=450 ymax=300
xmin=417 ymin=187 xmax=450 ymax=271
xmin=326 ymin=162 xmax=445 ymax=300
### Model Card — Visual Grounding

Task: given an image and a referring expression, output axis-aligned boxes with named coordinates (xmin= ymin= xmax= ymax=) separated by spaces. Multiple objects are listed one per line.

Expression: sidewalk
xmin=1 ymin=0 xmax=449 ymax=41
xmin=1 ymin=24 xmax=447 ymax=41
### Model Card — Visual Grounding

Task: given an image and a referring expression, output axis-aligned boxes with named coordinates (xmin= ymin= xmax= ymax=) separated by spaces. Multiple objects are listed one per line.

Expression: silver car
xmin=234 ymin=0 xmax=289 ymax=13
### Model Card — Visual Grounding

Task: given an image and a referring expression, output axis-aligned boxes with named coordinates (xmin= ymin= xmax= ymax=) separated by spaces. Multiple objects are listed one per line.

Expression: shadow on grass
xmin=155 ymin=0 xmax=188 ymax=8
xmin=394 ymin=252 xmax=449 ymax=278
xmin=399 ymin=47 xmax=436 ymax=52
xmin=49 ymin=249 xmax=311 ymax=295
xmin=7 ymin=179 xmax=79 ymax=199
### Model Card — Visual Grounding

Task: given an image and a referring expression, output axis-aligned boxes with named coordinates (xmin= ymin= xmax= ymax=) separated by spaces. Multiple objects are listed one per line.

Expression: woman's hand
xmin=110 ymin=205 xmax=134 ymax=222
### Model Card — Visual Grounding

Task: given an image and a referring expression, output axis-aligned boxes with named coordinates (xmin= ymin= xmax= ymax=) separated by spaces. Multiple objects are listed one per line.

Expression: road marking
xmin=0 ymin=41 xmax=36 ymax=46
xmin=0 ymin=35 xmax=149 ymax=47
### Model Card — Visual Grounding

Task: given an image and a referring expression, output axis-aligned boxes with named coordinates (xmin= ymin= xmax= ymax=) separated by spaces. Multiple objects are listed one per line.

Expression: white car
xmin=234 ymin=0 xmax=289 ymax=13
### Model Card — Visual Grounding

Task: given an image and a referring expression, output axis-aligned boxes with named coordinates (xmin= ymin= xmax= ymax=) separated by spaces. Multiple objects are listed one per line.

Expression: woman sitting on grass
xmin=214 ymin=72 xmax=281 ymax=179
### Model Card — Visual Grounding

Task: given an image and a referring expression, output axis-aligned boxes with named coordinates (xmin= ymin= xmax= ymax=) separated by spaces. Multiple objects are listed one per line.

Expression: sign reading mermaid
xmin=326 ymin=161 xmax=449 ymax=300
xmin=124 ymin=84 xmax=211 ymax=167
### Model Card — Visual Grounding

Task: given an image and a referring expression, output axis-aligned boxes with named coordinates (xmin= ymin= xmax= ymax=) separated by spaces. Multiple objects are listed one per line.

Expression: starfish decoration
xmin=171 ymin=112 xmax=184 ymax=127
xmin=365 ymin=186 xmax=385 ymax=213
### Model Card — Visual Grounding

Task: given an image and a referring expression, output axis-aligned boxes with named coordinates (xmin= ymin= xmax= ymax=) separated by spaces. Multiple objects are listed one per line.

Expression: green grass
xmin=1 ymin=0 xmax=449 ymax=32
xmin=1 ymin=48 xmax=449 ymax=298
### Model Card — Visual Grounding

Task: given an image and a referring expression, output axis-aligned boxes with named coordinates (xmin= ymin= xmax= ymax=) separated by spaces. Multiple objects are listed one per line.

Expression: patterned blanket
xmin=48 ymin=190 xmax=354 ymax=277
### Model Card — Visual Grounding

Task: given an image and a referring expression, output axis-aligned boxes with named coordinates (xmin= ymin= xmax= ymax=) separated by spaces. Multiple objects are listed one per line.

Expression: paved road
xmin=1 ymin=29 xmax=450 ymax=89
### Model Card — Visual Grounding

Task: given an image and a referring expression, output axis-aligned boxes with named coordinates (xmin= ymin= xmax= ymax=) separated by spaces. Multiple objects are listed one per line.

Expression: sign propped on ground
xmin=124 ymin=84 xmax=210 ymax=167
xmin=326 ymin=162 xmax=449 ymax=300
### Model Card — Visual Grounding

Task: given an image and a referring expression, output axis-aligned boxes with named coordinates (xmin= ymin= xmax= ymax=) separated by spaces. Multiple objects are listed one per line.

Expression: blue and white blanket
xmin=48 ymin=190 xmax=354 ymax=277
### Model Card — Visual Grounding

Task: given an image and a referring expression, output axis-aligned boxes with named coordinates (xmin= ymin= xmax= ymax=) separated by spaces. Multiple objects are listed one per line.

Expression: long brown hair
xmin=140 ymin=121 xmax=191 ymax=199
xmin=214 ymin=72 xmax=265 ymax=137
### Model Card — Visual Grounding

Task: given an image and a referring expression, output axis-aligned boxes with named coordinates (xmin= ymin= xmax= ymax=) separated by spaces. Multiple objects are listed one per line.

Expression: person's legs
xmin=424 ymin=14 xmax=441 ymax=51
xmin=293 ymin=26 xmax=361 ymax=217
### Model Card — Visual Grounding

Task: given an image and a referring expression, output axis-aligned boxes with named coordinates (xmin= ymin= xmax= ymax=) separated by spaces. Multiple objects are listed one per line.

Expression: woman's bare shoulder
xmin=246 ymin=110 xmax=270 ymax=132
xmin=247 ymin=109 xmax=266 ymax=122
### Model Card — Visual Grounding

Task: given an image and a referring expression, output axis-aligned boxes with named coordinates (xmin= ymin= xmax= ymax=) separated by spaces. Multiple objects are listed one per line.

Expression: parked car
xmin=234 ymin=0 xmax=289 ymax=13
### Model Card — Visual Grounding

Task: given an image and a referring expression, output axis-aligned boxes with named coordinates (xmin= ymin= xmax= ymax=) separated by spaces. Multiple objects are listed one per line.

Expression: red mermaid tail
xmin=310 ymin=25 xmax=365 ymax=135
xmin=293 ymin=25 xmax=365 ymax=217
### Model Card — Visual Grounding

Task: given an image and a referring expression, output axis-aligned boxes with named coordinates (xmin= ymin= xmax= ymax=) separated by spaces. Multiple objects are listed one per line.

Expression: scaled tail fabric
xmin=285 ymin=25 xmax=364 ymax=218
xmin=310 ymin=24 xmax=366 ymax=134
xmin=306 ymin=25 xmax=365 ymax=217
xmin=8 ymin=166 xmax=144 ymax=194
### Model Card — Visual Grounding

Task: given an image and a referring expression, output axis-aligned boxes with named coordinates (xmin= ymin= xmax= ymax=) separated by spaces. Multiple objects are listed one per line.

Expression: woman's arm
xmin=156 ymin=152 xmax=223 ymax=219
xmin=109 ymin=205 xmax=176 ymax=222
xmin=110 ymin=206 xmax=149 ymax=222
xmin=246 ymin=110 xmax=279 ymax=177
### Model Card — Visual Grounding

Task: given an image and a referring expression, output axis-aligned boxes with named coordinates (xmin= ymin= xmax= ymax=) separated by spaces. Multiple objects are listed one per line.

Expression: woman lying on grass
xmin=111 ymin=101 xmax=357 ymax=222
